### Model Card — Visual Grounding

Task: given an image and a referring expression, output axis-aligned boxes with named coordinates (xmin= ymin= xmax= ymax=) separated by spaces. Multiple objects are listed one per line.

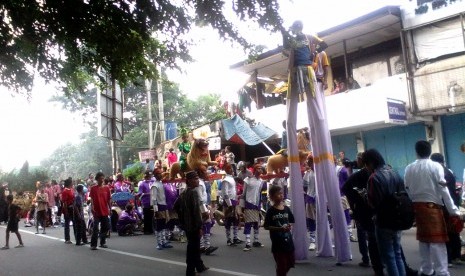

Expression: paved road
xmin=0 ymin=221 xmax=464 ymax=276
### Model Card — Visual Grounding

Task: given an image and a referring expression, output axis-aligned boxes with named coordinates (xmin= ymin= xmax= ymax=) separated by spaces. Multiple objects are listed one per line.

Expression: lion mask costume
xmin=169 ymin=138 xmax=217 ymax=179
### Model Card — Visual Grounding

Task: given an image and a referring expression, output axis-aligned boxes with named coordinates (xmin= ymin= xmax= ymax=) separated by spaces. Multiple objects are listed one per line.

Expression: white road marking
xmin=2 ymin=226 xmax=257 ymax=276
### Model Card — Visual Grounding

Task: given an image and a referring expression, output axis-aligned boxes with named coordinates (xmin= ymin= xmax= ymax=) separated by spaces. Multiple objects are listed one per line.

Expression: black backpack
xmin=377 ymin=190 xmax=415 ymax=231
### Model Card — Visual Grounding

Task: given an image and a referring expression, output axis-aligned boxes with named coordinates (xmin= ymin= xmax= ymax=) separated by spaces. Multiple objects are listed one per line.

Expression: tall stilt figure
xmin=283 ymin=20 xmax=351 ymax=262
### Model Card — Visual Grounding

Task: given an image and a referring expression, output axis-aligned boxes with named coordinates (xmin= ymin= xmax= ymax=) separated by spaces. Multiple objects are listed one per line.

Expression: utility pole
xmin=157 ymin=65 xmax=165 ymax=143
xmin=111 ymin=78 xmax=118 ymax=174
xmin=146 ymin=79 xmax=154 ymax=149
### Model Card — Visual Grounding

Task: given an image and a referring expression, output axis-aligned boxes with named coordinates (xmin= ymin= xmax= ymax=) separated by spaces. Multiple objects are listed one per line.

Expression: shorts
xmin=273 ymin=251 xmax=295 ymax=276
xmin=37 ymin=210 xmax=47 ymax=222
xmin=6 ymin=220 xmax=19 ymax=232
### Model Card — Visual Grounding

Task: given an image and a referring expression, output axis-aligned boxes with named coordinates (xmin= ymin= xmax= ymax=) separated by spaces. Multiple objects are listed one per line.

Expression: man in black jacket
xmin=342 ymin=153 xmax=383 ymax=275
xmin=174 ymin=171 xmax=209 ymax=276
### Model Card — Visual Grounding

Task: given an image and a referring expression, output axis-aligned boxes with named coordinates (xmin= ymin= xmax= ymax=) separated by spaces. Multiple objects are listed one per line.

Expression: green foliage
xmin=1 ymin=0 xmax=284 ymax=95
xmin=247 ymin=45 xmax=268 ymax=64
xmin=123 ymin=162 xmax=145 ymax=183
xmin=0 ymin=162 xmax=49 ymax=192
xmin=40 ymin=130 xmax=113 ymax=180
xmin=175 ymin=93 xmax=228 ymax=129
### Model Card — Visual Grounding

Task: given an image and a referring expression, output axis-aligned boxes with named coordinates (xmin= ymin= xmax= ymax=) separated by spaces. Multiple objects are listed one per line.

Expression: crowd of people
xmin=0 ymin=138 xmax=464 ymax=276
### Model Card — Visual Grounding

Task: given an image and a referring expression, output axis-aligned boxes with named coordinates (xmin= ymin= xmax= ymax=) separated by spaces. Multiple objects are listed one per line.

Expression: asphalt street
xmin=0 ymin=221 xmax=464 ymax=276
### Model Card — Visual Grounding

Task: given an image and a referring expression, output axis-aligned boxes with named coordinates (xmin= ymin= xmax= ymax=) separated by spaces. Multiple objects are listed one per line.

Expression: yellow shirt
xmin=313 ymin=51 xmax=329 ymax=79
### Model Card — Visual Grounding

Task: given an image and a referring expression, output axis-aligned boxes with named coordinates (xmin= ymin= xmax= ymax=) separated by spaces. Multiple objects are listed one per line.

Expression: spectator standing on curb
xmin=61 ymin=178 xmax=75 ymax=244
xmin=52 ymin=180 xmax=62 ymax=226
xmin=89 ymin=172 xmax=111 ymax=250
xmin=430 ymin=152 xmax=464 ymax=265
xmin=167 ymin=148 xmax=178 ymax=168
xmin=343 ymin=152 xmax=384 ymax=274
xmin=1 ymin=195 xmax=24 ymax=249
xmin=45 ymin=181 xmax=55 ymax=226
xmin=74 ymin=184 xmax=88 ymax=246
xmin=404 ymin=141 xmax=460 ymax=276
xmin=364 ymin=149 xmax=406 ymax=276
xmin=35 ymin=183 xmax=48 ymax=235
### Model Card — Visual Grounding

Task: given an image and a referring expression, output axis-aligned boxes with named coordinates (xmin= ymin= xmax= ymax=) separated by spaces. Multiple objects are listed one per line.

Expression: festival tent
xmin=221 ymin=114 xmax=277 ymax=146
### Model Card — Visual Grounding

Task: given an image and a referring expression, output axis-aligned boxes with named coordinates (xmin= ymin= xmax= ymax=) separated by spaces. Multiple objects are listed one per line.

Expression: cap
xmin=144 ymin=171 xmax=153 ymax=177
xmin=290 ymin=20 xmax=303 ymax=30
xmin=185 ymin=171 xmax=199 ymax=180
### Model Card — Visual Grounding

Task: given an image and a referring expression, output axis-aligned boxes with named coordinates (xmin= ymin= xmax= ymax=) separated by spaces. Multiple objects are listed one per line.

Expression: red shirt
xmin=61 ymin=188 xmax=75 ymax=206
xmin=90 ymin=185 xmax=111 ymax=217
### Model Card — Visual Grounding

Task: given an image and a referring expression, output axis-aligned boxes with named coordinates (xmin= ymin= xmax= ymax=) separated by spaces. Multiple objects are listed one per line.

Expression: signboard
xmin=192 ymin=121 xmax=221 ymax=139
xmin=138 ymin=150 xmax=156 ymax=162
xmin=208 ymin=136 xmax=222 ymax=151
xmin=386 ymin=98 xmax=407 ymax=125
xmin=97 ymin=75 xmax=124 ymax=141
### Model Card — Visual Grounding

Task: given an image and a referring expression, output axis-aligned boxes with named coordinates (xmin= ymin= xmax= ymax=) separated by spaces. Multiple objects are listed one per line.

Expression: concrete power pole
xmin=157 ymin=66 xmax=165 ymax=143
xmin=146 ymin=79 xmax=154 ymax=149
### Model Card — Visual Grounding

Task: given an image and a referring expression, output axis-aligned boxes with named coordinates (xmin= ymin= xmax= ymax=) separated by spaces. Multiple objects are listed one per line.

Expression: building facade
xmin=231 ymin=3 xmax=465 ymax=180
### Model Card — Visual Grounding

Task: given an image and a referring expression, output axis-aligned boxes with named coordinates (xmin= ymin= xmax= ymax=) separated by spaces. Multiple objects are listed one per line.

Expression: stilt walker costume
xmin=283 ymin=20 xmax=351 ymax=262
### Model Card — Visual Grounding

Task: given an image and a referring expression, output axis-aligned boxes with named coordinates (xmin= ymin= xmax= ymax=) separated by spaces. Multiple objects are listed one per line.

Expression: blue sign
xmin=386 ymin=99 xmax=407 ymax=125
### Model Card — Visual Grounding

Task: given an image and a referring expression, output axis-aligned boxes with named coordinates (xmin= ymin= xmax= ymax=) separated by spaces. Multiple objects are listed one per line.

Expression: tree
xmin=0 ymin=161 xmax=49 ymax=192
xmin=41 ymin=130 xmax=113 ymax=180
xmin=51 ymin=76 xmax=227 ymax=168
xmin=1 ymin=0 xmax=284 ymax=95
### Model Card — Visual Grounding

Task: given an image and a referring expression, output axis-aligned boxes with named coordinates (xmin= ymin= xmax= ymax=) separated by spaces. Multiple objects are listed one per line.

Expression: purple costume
xmin=116 ymin=210 xmax=137 ymax=235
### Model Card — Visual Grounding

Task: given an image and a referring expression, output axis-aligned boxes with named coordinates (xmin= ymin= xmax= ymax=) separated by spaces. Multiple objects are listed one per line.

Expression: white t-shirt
xmin=303 ymin=170 xmax=316 ymax=198
xmin=196 ymin=180 xmax=208 ymax=204
xmin=405 ymin=158 xmax=459 ymax=215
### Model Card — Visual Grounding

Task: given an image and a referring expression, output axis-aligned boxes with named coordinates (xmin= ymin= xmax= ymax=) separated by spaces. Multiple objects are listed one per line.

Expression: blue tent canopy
xmin=222 ymin=115 xmax=276 ymax=145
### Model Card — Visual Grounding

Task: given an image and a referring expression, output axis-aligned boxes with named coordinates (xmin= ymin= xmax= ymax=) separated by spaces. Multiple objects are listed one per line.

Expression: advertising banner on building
xmin=386 ymin=98 xmax=407 ymax=125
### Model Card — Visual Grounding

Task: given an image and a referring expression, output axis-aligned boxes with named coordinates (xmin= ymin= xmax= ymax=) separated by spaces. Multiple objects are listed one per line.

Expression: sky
xmin=0 ymin=0 xmax=404 ymax=171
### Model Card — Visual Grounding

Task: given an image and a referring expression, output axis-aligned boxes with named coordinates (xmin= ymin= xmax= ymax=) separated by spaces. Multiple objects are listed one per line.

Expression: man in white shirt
xmin=404 ymin=140 xmax=460 ymax=276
